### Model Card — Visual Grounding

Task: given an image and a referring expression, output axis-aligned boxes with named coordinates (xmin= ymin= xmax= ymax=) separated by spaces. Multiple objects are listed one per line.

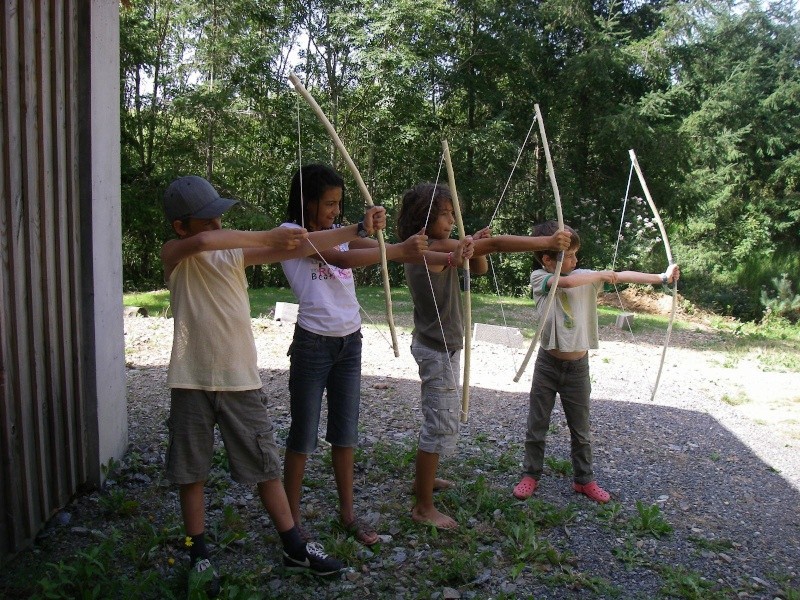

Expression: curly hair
xmin=286 ymin=164 xmax=345 ymax=229
xmin=396 ymin=183 xmax=452 ymax=241
xmin=532 ymin=220 xmax=580 ymax=265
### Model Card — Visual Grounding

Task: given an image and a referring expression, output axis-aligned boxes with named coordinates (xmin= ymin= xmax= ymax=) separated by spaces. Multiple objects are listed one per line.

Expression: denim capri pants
xmin=286 ymin=325 xmax=362 ymax=454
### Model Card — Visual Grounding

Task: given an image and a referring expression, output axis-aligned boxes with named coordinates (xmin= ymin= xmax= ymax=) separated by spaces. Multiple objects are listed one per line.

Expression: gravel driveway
xmin=3 ymin=314 xmax=797 ymax=599
xmin=123 ymin=315 xmax=799 ymax=598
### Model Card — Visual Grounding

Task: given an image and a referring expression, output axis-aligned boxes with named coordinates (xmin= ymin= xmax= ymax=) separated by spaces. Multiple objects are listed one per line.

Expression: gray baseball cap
xmin=163 ymin=176 xmax=239 ymax=221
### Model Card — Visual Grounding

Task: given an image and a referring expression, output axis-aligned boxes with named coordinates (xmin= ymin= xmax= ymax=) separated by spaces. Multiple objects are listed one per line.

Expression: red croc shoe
xmin=573 ymin=481 xmax=610 ymax=504
xmin=513 ymin=476 xmax=539 ymax=500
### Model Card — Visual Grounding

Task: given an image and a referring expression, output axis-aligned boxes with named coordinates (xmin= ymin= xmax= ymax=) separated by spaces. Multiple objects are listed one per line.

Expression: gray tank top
xmin=405 ymin=263 xmax=464 ymax=351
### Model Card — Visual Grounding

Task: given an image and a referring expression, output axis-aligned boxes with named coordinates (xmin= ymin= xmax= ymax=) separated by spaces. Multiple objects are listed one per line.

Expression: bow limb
xmin=514 ymin=104 xmax=565 ymax=382
xmin=442 ymin=140 xmax=472 ymax=424
xmin=628 ymin=149 xmax=676 ymax=401
xmin=288 ymin=74 xmax=399 ymax=357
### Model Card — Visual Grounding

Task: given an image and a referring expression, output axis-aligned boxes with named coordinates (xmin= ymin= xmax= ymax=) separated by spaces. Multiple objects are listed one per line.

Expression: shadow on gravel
xmin=463 ymin=383 xmax=800 ymax=598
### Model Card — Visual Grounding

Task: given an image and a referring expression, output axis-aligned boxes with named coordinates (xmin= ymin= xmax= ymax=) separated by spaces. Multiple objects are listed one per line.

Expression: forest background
xmin=120 ymin=0 xmax=800 ymax=322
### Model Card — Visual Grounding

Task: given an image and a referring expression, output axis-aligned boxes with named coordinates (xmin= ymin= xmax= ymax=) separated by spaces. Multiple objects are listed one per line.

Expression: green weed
xmin=721 ymin=391 xmax=750 ymax=406
xmin=612 ymin=538 xmax=650 ymax=569
xmin=528 ymin=499 xmax=578 ymax=528
xmin=688 ymin=536 xmax=734 ymax=552
xmin=545 ymin=456 xmax=573 ymax=476
xmin=368 ymin=440 xmax=415 ymax=473
xmin=34 ymin=537 xmax=175 ymax=599
xmin=596 ymin=501 xmax=625 ymax=526
xmin=98 ymin=488 xmax=140 ymax=517
xmin=629 ymin=501 xmax=673 ymax=538
xmin=502 ymin=521 xmax=561 ymax=574
xmin=659 ymin=564 xmax=730 ymax=599
xmin=546 ymin=568 xmax=617 ymax=595
xmin=428 ymin=540 xmax=491 ymax=586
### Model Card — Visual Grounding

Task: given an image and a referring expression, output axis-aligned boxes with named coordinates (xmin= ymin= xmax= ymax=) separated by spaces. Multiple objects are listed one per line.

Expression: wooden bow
xmin=288 ymin=73 xmax=399 ymax=357
xmin=514 ymin=104 xmax=565 ymax=382
xmin=628 ymin=149 xmax=676 ymax=401
xmin=441 ymin=139 xmax=472 ymax=423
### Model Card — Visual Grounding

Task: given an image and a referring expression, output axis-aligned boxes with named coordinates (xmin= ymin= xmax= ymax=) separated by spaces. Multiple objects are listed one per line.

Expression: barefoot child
xmin=280 ymin=164 xmax=431 ymax=546
xmin=396 ymin=183 xmax=572 ymax=529
xmin=513 ymin=220 xmax=679 ymax=504
xmin=160 ymin=175 xmax=382 ymax=594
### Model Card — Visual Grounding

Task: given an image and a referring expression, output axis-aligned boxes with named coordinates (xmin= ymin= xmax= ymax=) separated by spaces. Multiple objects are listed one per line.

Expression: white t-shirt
xmin=530 ymin=268 xmax=603 ymax=352
xmin=167 ymin=248 xmax=261 ymax=390
xmin=281 ymin=223 xmax=361 ymax=336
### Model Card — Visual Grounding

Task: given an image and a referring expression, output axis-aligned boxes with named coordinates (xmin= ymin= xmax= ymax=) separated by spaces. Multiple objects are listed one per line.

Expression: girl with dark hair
xmin=279 ymin=164 xmax=432 ymax=545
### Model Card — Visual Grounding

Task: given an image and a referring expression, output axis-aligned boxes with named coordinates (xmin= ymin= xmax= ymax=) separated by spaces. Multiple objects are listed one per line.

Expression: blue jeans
xmin=286 ymin=325 xmax=362 ymax=454
xmin=523 ymin=348 xmax=594 ymax=484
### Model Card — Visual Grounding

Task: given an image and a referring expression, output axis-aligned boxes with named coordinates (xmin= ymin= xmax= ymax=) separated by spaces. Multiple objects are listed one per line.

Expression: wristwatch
xmin=357 ymin=221 xmax=369 ymax=238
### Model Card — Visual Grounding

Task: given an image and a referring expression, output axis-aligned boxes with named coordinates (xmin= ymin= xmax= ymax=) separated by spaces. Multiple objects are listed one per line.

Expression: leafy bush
xmin=761 ymin=274 xmax=800 ymax=324
xmin=680 ymin=276 xmax=763 ymax=322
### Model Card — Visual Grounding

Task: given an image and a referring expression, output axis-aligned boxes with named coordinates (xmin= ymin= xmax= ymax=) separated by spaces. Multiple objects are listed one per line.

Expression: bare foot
xmin=410 ymin=478 xmax=454 ymax=495
xmin=411 ymin=505 xmax=458 ymax=529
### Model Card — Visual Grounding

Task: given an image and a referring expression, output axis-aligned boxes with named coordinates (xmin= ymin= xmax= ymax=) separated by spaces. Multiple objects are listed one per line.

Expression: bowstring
xmin=294 ymin=93 xmax=394 ymax=352
xmin=421 ymin=152 xmax=463 ymax=397
xmin=611 ymin=160 xmax=655 ymax=397
xmin=485 ymin=112 xmax=539 ymax=372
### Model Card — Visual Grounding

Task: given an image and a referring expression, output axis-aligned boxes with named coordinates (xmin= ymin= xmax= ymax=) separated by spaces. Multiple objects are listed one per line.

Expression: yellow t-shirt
xmin=166 ymin=248 xmax=261 ymax=391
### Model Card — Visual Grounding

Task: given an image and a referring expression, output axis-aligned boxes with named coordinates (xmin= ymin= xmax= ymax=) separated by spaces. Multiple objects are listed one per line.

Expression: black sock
xmin=278 ymin=526 xmax=306 ymax=558
xmin=187 ymin=532 xmax=209 ymax=566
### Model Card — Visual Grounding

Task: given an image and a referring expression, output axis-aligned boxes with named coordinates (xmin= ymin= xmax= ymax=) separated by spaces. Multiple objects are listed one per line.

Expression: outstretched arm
xmin=550 ymin=270 xmax=617 ymax=289
xmin=244 ymin=206 xmax=387 ymax=266
xmin=473 ymin=230 xmax=571 ymax=256
xmin=616 ymin=263 xmax=680 ymax=286
xmin=162 ymin=226 xmax=309 ymax=278
xmin=243 ymin=224 xmax=363 ymax=266
xmin=321 ymin=229 xmax=429 ymax=268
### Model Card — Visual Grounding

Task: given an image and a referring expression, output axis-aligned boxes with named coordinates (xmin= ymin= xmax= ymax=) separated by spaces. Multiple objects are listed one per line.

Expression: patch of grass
xmin=629 ymin=501 xmax=673 ymax=538
xmin=34 ymin=533 xmax=182 ymax=599
xmin=527 ymin=499 xmax=578 ymax=529
xmin=705 ymin=318 xmax=800 ymax=373
xmin=368 ymin=440 xmax=416 ymax=473
xmin=98 ymin=487 xmax=140 ymax=517
xmin=775 ymin=577 xmax=800 ymax=600
xmin=688 ymin=536 xmax=734 ymax=552
xmin=502 ymin=520 xmax=562 ymax=575
xmin=321 ymin=529 xmax=364 ymax=565
xmin=546 ymin=569 xmax=618 ymax=596
xmin=454 ymin=475 xmax=506 ymax=519
xmin=658 ymin=564 xmax=731 ymax=599
xmin=596 ymin=501 xmax=625 ymax=527
xmin=545 ymin=456 xmax=573 ymax=476
xmin=124 ymin=287 xmax=800 ymax=374
xmin=123 ymin=289 xmax=172 ymax=316
xmin=428 ymin=539 xmax=490 ymax=586
xmin=495 ymin=447 xmax=521 ymax=473
xmin=612 ymin=538 xmax=651 ymax=569
xmin=721 ymin=391 xmax=751 ymax=406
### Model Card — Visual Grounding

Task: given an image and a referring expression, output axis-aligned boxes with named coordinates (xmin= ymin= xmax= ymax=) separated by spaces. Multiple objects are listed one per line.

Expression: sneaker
xmin=188 ymin=557 xmax=221 ymax=598
xmin=283 ymin=542 xmax=345 ymax=576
